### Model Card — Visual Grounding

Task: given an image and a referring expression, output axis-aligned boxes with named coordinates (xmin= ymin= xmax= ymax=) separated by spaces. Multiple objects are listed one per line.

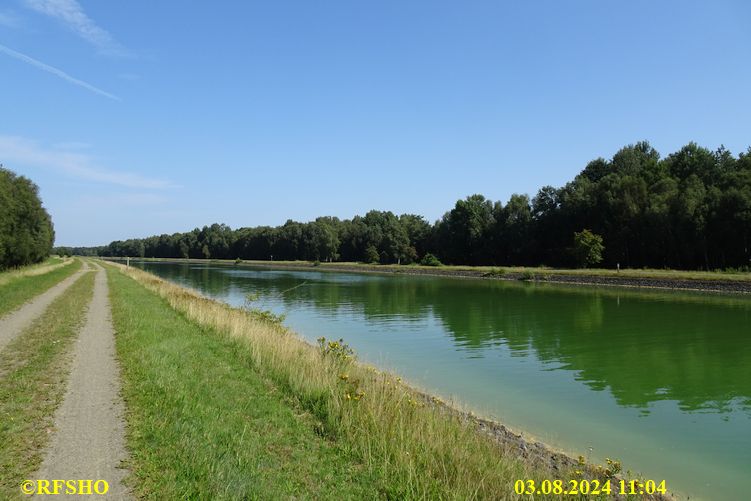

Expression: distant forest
xmin=0 ymin=166 xmax=55 ymax=270
xmin=63 ymin=142 xmax=751 ymax=270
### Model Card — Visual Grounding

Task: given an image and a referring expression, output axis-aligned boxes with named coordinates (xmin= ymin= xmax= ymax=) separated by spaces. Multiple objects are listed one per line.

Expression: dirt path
xmin=33 ymin=262 xmax=130 ymax=499
xmin=0 ymin=261 xmax=89 ymax=353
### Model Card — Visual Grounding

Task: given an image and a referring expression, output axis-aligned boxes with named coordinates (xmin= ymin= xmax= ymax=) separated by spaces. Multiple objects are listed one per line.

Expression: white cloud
xmin=23 ymin=0 xmax=127 ymax=56
xmin=0 ymin=135 xmax=176 ymax=190
xmin=0 ymin=44 xmax=120 ymax=100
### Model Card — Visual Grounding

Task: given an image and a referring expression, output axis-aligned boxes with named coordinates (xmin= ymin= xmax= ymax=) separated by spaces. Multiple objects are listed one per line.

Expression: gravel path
xmin=33 ymin=262 xmax=130 ymax=499
xmin=0 ymin=262 xmax=89 ymax=353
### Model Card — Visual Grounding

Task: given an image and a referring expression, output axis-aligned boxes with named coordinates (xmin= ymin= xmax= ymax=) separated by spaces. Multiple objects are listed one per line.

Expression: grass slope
xmin=0 ymin=259 xmax=81 ymax=318
xmin=105 ymin=262 xmax=617 ymax=500
xmin=0 ymin=257 xmax=67 ymax=287
xmin=0 ymin=270 xmax=95 ymax=499
xmin=107 ymin=267 xmax=385 ymax=499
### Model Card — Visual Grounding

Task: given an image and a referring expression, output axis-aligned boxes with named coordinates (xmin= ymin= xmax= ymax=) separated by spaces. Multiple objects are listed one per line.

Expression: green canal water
xmin=134 ymin=261 xmax=750 ymax=500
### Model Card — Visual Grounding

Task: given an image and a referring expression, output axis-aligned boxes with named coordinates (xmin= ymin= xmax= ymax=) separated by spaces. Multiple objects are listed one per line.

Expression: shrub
xmin=420 ymin=253 xmax=442 ymax=267
xmin=519 ymin=270 xmax=535 ymax=281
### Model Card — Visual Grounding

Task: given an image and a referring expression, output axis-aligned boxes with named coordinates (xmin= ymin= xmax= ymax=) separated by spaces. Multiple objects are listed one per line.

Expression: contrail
xmin=23 ymin=0 xmax=129 ymax=56
xmin=0 ymin=43 xmax=120 ymax=101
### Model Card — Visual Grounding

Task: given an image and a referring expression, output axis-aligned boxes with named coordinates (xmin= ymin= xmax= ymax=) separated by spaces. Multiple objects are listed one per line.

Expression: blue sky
xmin=1 ymin=1 xmax=750 ymax=246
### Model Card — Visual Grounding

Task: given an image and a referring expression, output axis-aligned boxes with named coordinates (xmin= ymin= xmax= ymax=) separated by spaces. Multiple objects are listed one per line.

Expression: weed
xmin=317 ymin=337 xmax=355 ymax=364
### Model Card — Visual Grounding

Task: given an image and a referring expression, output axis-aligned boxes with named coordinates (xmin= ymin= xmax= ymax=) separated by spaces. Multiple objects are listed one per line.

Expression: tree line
xmin=0 ymin=166 xmax=55 ymax=270
xmin=62 ymin=142 xmax=751 ymax=270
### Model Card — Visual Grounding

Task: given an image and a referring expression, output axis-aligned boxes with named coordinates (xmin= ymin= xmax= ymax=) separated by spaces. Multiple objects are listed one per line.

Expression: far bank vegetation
xmin=67 ymin=142 xmax=751 ymax=271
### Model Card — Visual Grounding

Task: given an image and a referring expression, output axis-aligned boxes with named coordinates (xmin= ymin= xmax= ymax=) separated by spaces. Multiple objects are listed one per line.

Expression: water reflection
xmin=136 ymin=262 xmax=751 ymax=416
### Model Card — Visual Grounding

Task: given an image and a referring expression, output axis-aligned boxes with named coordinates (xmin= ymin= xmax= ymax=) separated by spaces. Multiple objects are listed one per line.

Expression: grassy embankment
xmin=106 ymin=256 xmax=751 ymax=282
xmin=0 ymin=256 xmax=66 ymax=285
xmin=0 ymin=258 xmax=80 ymax=318
xmin=0 ymin=270 xmax=95 ymax=499
xmin=105 ymin=261 xmax=622 ymax=500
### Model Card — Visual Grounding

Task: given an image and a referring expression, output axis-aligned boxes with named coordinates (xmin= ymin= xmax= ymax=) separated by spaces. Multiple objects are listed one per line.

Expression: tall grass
xmin=108 ymin=268 xmax=392 ymax=498
xmin=107 ymin=262 xmax=586 ymax=500
xmin=0 ymin=257 xmax=72 ymax=286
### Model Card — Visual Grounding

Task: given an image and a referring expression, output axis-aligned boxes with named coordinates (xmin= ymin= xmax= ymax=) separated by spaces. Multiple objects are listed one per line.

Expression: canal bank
xmin=104 ymin=260 xmax=665 ymax=499
xmin=103 ymin=257 xmax=751 ymax=294
xmin=124 ymin=259 xmax=750 ymax=499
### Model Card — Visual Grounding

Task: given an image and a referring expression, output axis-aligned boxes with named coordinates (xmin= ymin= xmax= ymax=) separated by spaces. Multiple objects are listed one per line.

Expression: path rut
xmin=33 ymin=262 xmax=130 ymax=499
xmin=0 ymin=262 xmax=88 ymax=353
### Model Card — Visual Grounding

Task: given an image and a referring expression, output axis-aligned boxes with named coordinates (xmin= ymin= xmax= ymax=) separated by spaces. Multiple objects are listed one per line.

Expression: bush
xmin=519 ymin=270 xmax=535 ymax=281
xmin=419 ymin=253 xmax=442 ymax=267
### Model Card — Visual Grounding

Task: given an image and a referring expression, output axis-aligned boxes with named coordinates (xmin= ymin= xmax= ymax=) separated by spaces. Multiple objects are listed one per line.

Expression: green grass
xmin=104 ymin=262 xmax=633 ymax=500
xmin=0 ymin=256 xmax=63 ymax=274
xmin=0 ymin=270 xmax=94 ymax=500
xmin=0 ymin=259 xmax=81 ymax=318
xmin=106 ymin=267 xmax=388 ymax=499
xmin=0 ymin=257 xmax=66 ymax=285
